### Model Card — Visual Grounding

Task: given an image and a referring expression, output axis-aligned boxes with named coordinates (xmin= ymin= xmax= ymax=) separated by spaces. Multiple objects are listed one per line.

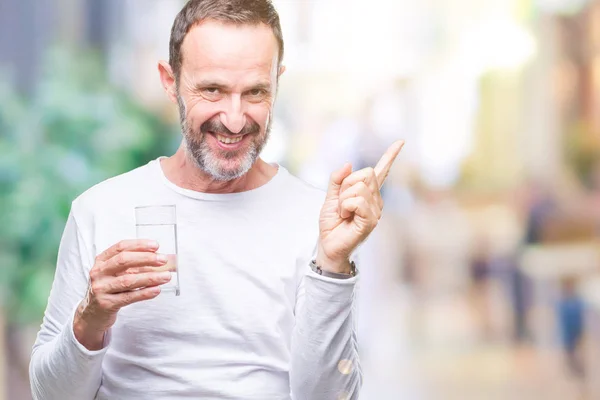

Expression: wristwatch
xmin=310 ymin=259 xmax=357 ymax=279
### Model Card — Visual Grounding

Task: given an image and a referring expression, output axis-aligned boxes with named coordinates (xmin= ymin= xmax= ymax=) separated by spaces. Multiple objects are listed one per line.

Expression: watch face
xmin=350 ymin=261 xmax=357 ymax=275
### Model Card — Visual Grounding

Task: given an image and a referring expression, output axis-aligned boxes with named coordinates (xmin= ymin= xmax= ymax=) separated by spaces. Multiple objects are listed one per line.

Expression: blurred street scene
xmin=2 ymin=0 xmax=600 ymax=399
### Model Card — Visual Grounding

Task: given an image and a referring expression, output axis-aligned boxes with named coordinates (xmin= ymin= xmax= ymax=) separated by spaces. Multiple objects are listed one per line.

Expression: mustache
xmin=200 ymin=118 xmax=260 ymax=136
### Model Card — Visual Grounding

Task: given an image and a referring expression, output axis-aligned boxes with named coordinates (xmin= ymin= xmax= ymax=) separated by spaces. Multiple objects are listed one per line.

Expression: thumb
xmin=326 ymin=163 xmax=353 ymax=199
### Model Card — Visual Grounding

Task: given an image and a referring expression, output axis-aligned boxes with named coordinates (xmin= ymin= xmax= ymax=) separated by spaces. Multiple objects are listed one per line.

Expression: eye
xmin=249 ymin=88 xmax=266 ymax=96
xmin=203 ymin=87 xmax=220 ymax=94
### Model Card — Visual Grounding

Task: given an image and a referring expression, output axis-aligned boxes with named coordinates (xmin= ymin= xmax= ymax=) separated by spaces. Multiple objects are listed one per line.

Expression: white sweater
xmin=29 ymin=158 xmax=361 ymax=400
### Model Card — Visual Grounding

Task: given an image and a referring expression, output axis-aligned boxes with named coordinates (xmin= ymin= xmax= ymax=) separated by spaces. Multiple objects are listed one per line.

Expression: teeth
xmin=216 ymin=134 xmax=242 ymax=144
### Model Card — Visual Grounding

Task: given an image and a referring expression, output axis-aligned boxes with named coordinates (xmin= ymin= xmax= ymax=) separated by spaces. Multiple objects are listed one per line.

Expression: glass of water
xmin=135 ymin=205 xmax=180 ymax=296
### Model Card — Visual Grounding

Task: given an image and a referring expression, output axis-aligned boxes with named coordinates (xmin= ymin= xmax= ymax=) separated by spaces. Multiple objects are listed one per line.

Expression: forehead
xmin=180 ymin=19 xmax=279 ymax=82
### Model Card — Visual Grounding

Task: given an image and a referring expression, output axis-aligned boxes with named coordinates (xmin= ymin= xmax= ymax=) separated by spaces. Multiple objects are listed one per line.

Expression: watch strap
xmin=310 ymin=259 xmax=357 ymax=279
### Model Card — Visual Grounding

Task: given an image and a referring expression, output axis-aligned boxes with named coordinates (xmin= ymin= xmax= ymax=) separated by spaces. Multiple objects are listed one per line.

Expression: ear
xmin=158 ymin=60 xmax=178 ymax=104
xmin=274 ymin=65 xmax=286 ymax=94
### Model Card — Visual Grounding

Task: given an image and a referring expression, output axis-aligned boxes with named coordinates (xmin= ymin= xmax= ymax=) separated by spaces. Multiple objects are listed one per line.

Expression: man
xmin=29 ymin=1 xmax=403 ymax=399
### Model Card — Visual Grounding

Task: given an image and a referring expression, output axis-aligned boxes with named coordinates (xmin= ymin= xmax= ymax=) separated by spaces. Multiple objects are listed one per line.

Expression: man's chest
xmin=91 ymin=203 xmax=317 ymax=338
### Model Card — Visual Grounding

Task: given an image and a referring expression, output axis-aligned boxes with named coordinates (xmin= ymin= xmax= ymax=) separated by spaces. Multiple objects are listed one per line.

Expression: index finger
xmin=97 ymin=239 xmax=159 ymax=262
xmin=374 ymin=140 xmax=404 ymax=188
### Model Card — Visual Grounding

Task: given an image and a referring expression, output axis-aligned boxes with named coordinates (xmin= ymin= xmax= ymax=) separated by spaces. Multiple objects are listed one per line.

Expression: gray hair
xmin=169 ymin=0 xmax=284 ymax=85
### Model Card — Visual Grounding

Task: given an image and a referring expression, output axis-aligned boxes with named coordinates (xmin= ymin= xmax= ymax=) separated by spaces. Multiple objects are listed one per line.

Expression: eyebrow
xmin=193 ymin=80 xmax=229 ymax=91
xmin=246 ymin=82 xmax=272 ymax=92
xmin=192 ymin=80 xmax=272 ymax=92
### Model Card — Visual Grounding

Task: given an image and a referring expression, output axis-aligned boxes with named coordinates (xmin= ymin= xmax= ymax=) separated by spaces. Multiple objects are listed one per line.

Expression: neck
xmin=160 ymin=142 xmax=277 ymax=194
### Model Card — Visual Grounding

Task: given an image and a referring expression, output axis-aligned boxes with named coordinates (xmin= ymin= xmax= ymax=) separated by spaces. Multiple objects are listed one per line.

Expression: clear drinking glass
xmin=135 ymin=205 xmax=180 ymax=296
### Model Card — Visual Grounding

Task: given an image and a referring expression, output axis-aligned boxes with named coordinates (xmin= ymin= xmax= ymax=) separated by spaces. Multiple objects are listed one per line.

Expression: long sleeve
xmin=29 ymin=206 xmax=108 ymax=400
xmin=290 ymin=259 xmax=362 ymax=400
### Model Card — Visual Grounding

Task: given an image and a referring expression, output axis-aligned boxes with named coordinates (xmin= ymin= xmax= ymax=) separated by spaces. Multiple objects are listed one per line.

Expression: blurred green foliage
xmin=0 ymin=48 xmax=178 ymax=323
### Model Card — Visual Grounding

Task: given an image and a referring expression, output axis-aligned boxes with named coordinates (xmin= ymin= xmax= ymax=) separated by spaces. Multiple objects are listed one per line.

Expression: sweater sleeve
xmin=29 ymin=204 xmax=109 ymax=400
xmin=290 ymin=253 xmax=362 ymax=400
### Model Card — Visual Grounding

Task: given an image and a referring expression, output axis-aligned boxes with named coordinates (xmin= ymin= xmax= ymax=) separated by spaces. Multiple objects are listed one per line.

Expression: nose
xmin=219 ymin=94 xmax=247 ymax=134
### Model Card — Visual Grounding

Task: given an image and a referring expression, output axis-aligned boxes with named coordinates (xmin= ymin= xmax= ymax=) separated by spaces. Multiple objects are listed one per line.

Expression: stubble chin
xmin=183 ymin=131 xmax=260 ymax=181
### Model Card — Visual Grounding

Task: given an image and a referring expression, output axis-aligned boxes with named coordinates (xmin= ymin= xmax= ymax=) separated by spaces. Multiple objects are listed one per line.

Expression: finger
xmin=97 ymin=239 xmax=159 ymax=262
xmin=117 ymin=265 xmax=172 ymax=276
xmin=339 ymin=182 xmax=374 ymax=219
xmin=326 ymin=163 xmax=353 ymax=199
xmin=117 ymin=255 xmax=177 ymax=276
xmin=340 ymin=167 xmax=379 ymax=196
xmin=117 ymin=266 xmax=156 ymax=276
xmin=340 ymin=197 xmax=379 ymax=222
xmin=103 ymin=251 xmax=168 ymax=276
xmin=105 ymin=271 xmax=172 ymax=294
xmin=374 ymin=140 xmax=404 ymax=188
xmin=112 ymin=286 xmax=163 ymax=308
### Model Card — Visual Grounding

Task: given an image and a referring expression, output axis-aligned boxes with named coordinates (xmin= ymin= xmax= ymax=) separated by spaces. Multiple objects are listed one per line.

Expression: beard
xmin=177 ymin=94 xmax=272 ymax=181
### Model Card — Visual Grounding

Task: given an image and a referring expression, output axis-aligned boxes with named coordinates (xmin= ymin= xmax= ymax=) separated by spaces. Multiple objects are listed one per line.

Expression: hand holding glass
xmin=135 ymin=205 xmax=180 ymax=296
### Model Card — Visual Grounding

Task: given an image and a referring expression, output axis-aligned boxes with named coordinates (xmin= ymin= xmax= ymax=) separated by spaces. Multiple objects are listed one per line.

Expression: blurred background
xmin=1 ymin=0 xmax=600 ymax=398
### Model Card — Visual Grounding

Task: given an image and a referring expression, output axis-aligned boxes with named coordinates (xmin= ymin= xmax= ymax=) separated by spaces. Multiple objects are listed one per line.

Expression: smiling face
xmin=172 ymin=20 xmax=282 ymax=181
